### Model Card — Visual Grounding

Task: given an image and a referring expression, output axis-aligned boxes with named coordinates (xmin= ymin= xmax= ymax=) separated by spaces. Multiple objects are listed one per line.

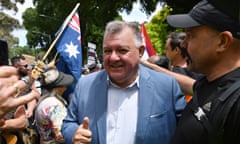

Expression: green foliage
xmin=144 ymin=6 xmax=171 ymax=54
xmin=21 ymin=0 xmax=198 ymax=61
xmin=145 ymin=6 xmax=183 ymax=55
xmin=1 ymin=0 xmax=199 ymax=56
xmin=0 ymin=0 xmax=24 ymax=12
xmin=0 ymin=12 xmax=21 ymax=48
xmin=23 ymin=8 xmax=50 ymax=48
xmin=142 ymin=0 xmax=201 ymax=55
xmin=164 ymin=0 xmax=200 ymax=13
xmin=0 ymin=1 xmax=25 ymax=47
xmin=8 ymin=45 xmax=42 ymax=58
xmin=23 ymin=0 xmax=160 ymax=61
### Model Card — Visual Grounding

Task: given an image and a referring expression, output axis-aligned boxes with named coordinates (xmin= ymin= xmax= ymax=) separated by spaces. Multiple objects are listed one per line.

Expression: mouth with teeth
xmin=109 ymin=62 xmax=124 ymax=69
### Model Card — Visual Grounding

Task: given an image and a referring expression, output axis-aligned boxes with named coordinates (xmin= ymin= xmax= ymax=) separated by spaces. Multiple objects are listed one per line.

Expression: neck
xmin=207 ymin=59 xmax=240 ymax=81
xmin=171 ymin=57 xmax=187 ymax=68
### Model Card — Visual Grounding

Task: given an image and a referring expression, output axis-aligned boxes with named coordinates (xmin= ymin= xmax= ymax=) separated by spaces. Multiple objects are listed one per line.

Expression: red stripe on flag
xmin=69 ymin=13 xmax=80 ymax=32
xmin=141 ymin=23 xmax=156 ymax=57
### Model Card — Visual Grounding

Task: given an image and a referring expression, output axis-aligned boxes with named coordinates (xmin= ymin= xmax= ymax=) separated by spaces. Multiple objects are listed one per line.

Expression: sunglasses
xmin=20 ymin=64 xmax=28 ymax=68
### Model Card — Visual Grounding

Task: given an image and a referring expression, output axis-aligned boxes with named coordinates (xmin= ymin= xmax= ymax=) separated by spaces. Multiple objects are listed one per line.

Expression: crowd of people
xmin=0 ymin=0 xmax=240 ymax=143
xmin=0 ymin=55 xmax=74 ymax=144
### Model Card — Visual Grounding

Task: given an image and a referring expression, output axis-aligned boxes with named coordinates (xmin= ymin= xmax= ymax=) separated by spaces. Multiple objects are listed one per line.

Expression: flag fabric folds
xmin=55 ymin=12 xmax=82 ymax=80
xmin=141 ymin=23 xmax=156 ymax=59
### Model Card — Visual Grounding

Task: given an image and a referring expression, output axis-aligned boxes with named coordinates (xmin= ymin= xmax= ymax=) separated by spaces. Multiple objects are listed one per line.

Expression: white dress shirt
xmin=107 ymin=77 xmax=139 ymax=144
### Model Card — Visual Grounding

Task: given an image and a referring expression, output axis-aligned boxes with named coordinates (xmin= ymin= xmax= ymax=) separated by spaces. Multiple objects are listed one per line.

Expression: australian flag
xmin=56 ymin=12 xmax=82 ymax=80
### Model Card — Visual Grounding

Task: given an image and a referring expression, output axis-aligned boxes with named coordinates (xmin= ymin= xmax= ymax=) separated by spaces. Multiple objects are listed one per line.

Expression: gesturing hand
xmin=73 ymin=117 xmax=92 ymax=144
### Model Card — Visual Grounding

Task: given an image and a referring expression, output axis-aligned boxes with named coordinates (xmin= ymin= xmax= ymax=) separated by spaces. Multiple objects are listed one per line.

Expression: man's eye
xmin=118 ymin=49 xmax=128 ymax=54
xmin=104 ymin=50 xmax=111 ymax=54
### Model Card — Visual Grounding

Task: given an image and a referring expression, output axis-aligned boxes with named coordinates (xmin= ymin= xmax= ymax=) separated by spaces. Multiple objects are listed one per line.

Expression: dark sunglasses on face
xmin=20 ymin=64 xmax=28 ymax=68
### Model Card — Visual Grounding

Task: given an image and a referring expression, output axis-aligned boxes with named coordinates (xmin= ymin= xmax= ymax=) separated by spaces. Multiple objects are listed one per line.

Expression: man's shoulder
xmin=140 ymin=64 xmax=176 ymax=80
xmin=77 ymin=70 xmax=107 ymax=88
xmin=80 ymin=70 xmax=106 ymax=80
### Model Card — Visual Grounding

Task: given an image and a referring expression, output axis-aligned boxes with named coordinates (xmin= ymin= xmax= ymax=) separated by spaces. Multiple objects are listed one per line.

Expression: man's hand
xmin=73 ymin=117 xmax=92 ymax=144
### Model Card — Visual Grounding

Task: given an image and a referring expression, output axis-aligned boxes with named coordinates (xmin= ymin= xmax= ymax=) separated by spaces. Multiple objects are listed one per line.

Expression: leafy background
xmin=1 ymin=0 xmax=200 ymax=61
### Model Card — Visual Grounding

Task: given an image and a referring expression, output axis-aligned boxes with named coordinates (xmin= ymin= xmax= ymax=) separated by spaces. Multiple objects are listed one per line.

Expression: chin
xmin=109 ymin=72 xmax=125 ymax=79
xmin=109 ymin=73 xmax=124 ymax=79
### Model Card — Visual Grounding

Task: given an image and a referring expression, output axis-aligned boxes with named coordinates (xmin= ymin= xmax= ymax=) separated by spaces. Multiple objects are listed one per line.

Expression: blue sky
xmin=10 ymin=0 xmax=161 ymax=46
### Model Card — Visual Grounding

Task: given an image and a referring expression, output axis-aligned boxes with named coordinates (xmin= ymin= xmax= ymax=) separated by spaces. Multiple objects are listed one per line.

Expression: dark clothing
xmin=172 ymin=66 xmax=202 ymax=80
xmin=155 ymin=55 xmax=169 ymax=69
xmin=170 ymin=68 xmax=240 ymax=144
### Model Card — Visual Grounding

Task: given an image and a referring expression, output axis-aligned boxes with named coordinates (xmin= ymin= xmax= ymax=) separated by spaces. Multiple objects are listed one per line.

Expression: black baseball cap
xmin=167 ymin=0 xmax=240 ymax=39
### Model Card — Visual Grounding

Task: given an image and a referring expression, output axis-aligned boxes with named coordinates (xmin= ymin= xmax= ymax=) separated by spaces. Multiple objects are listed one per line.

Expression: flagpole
xmin=31 ymin=3 xmax=80 ymax=80
xmin=42 ymin=3 xmax=80 ymax=61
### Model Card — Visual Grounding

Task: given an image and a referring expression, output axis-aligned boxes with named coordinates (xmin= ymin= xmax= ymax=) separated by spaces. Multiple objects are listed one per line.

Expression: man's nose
xmin=109 ymin=51 xmax=120 ymax=60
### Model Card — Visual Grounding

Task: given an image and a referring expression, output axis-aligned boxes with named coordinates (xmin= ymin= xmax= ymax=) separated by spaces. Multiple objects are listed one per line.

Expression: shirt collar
xmin=107 ymin=75 xmax=140 ymax=89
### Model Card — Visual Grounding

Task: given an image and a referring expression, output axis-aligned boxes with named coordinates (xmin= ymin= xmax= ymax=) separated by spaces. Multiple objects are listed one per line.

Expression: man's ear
xmin=175 ymin=46 xmax=181 ymax=54
xmin=139 ymin=45 xmax=145 ymax=57
xmin=216 ymin=31 xmax=234 ymax=52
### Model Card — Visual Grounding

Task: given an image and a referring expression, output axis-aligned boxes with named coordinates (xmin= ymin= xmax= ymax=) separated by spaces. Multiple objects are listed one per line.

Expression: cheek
xmin=187 ymin=40 xmax=201 ymax=55
xmin=128 ymin=54 xmax=140 ymax=64
xmin=166 ymin=51 xmax=173 ymax=58
xmin=165 ymin=51 xmax=169 ymax=56
xmin=188 ymin=46 xmax=203 ymax=63
xmin=188 ymin=42 xmax=213 ymax=66
xmin=103 ymin=54 xmax=110 ymax=62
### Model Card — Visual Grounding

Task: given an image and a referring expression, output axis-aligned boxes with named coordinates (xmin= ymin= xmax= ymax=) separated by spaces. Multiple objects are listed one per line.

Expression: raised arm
xmin=141 ymin=60 xmax=195 ymax=95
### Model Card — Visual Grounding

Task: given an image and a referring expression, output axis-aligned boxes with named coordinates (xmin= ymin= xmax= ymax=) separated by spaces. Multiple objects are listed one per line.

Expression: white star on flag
xmin=64 ymin=41 xmax=80 ymax=58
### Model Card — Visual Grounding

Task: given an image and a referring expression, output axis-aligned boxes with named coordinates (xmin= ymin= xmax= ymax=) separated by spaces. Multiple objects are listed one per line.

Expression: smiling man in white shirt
xmin=61 ymin=20 xmax=186 ymax=144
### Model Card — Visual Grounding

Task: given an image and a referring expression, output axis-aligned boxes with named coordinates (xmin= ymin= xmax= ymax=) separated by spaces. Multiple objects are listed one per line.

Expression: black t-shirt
xmin=170 ymin=68 xmax=240 ymax=144
xmin=172 ymin=66 xmax=202 ymax=80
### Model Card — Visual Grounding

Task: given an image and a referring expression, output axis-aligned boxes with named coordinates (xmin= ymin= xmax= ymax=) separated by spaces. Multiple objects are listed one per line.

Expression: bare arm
xmin=0 ymin=105 xmax=27 ymax=131
xmin=26 ymin=99 xmax=37 ymax=118
xmin=0 ymin=66 xmax=39 ymax=118
xmin=141 ymin=60 xmax=195 ymax=95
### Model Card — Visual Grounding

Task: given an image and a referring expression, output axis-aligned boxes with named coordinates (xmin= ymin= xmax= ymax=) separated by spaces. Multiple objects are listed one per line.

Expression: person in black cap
xmin=167 ymin=0 xmax=240 ymax=144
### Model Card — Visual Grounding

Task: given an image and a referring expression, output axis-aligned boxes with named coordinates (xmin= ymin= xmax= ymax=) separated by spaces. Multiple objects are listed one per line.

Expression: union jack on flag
xmin=56 ymin=11 xmax=82 ymax=80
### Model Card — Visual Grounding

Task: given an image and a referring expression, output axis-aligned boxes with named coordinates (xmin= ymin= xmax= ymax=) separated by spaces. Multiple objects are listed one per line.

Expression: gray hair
xmin=103 ymin=20 xmax=143 ymax=48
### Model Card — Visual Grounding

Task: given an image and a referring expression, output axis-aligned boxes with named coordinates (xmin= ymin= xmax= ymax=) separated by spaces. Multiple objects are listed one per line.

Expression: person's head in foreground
xmin=167 ymin=0 xmax=240 ymax=80
xmin=102 ymin=21 xmax=145 ymax=88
